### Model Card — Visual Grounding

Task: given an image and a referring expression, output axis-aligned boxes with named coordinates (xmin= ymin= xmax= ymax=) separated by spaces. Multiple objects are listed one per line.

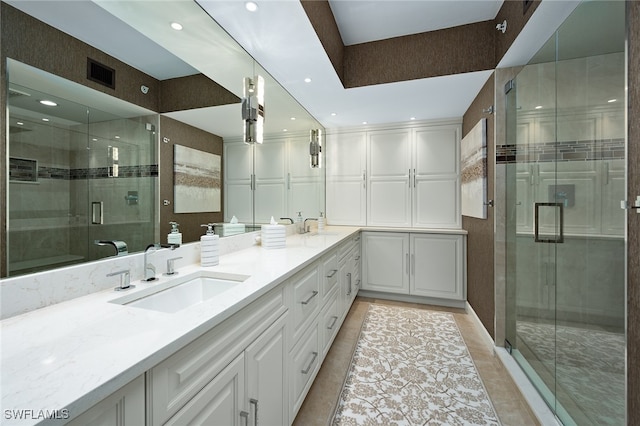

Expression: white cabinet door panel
xmin=413 ymin=179 xmax=460 ymax=228
xmin=326 ymin=179 xmax=366 ymax=225
xmin=368 ymin=180 xmax=411 ymax=226
xmin=410 ymin=234 xmax=464 ymax=300
xmin=255 ymin=182 xmax=286 ymax=224
xmin=414 ymin=127 xmax=459 ymax=175
xmin=224 ymin=143 xmax=253 ymax=181
xmin=289 ymin=179 xmax=322 ymax=219
xmin=361 ymin=232 xmax=409 ymax=294
xmin=326 ymin=132 xmax=366 ymax=178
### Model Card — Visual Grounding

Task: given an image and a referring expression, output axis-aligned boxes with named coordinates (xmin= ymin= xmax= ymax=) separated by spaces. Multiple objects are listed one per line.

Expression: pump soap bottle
xmin=296 ymin=211 xmax=304 ymax=234
xmin=168 ymin=221 xmax=182 ymax=245
xmin=200 ymin=223 xmax=219 ymax=267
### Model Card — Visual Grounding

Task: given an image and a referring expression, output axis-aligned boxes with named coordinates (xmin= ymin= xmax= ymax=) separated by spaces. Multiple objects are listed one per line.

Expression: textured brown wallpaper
xmin=462 ymin=73 xmax=495 ymax=338
xmin=627 ymin=2 xmax=639 ymax=421
xmin=344 ymin=21 xmax=495 ymax=88
xmin=160 ymin=74 xmax=239 ymax=113
xmin=1 ymin=3 xmax=160 ymax=112
xmin=494 ymin=0 xmax=541 ymax=62
xmin=159 ymin=116 xmax=224 ymax=245
xmin=300 ymin=0 xmax=345 ymax=84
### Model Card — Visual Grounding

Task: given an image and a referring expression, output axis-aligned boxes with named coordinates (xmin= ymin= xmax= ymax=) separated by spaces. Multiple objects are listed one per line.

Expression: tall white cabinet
xmin=326 ymin=120 xmax=461 ymax=229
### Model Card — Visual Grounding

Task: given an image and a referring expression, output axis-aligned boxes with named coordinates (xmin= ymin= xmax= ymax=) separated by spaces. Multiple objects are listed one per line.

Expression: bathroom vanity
xmin=0 ymin=227 xmax=361 ymax=425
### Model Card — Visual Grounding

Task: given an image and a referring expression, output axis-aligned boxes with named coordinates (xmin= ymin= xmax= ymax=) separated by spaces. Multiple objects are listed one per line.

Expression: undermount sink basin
xmin=110 ymin=271 xmax=249 ymax=313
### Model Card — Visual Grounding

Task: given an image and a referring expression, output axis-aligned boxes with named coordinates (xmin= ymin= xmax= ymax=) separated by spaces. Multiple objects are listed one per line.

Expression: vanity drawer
xmin=149 ymin=287 xmax=285 ymax=426
xmin=320 ymin=287 xmax=340 ymax=357
xmin=290 ymin=320 xmax=320 ymax=418
xmin=291 ymin=264 xmax=321 ymax=346
xmin=321 ymin=250 xmax=339 ymax=302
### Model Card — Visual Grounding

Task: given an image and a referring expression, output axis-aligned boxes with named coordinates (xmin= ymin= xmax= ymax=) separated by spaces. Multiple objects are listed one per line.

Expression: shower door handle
xmin=534 ymin=202 xmax=564 ymax=243
xmin=92 ymin=201 xmax=103 ymax=225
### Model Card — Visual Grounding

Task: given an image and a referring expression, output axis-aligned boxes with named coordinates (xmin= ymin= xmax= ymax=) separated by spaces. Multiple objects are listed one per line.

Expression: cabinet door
xmin=361 ymin=232 xmax=409 ymax=294
xmin=255 ymin=141 xmax=286 ymax=222
xmin=410 ymin=234 xmax=465 ymax=300
xmin=224 ymin=142 xmax=253 ymax=223
xmin=246 ymin=314 xmax=288 ymax=426
xmin=68 ymin=376 xmax=145 ymax=426
xmin=166 ymin=354 xmax=246 ymax=426
xmin=326 ymin=132 xmax=366 ymax=225
xmin=413 ymin=126 xmax=460 ymax=228
xmin=288 ymin=138 xmax=323 ymax=218
xmin=367 ymin=130 xmax=411 ymax=226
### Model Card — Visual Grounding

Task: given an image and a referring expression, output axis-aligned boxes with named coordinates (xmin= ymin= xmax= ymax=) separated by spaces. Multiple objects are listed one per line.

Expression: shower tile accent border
xmin=496 ymin=138 xmax=625 ymax=164
xmin=8 ymin=163 xmax=159 ymax=182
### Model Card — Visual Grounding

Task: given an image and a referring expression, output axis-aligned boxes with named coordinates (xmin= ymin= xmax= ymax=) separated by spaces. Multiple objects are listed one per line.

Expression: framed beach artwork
xmin=173 ymin=144 xmax=221 ymax=213
xmin=461 ymin=118 xmax=487 ymax=219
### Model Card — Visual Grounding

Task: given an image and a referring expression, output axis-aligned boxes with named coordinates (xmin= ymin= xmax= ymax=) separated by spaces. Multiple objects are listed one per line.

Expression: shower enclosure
xmin=6 ymin=60 xmax=158 ymax=276
xmin=503 ymin=1 xmax=626 ymax=424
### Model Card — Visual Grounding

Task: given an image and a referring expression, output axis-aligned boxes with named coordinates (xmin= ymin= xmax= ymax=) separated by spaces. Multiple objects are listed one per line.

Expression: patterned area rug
xmin=333 ymin=304 xmax=500 ymax=425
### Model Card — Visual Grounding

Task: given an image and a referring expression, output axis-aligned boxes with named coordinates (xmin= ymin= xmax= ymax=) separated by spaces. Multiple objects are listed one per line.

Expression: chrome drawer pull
xmin=326 ymin=269 xmax=338 ymax=278
xmin=327 ymin=315 xmax=339 ymax=330
xmin=346 ymin=272 xmax=352 ymax=296
xmin=301 ymin=351 xmax=318 ymax=374
xmin=250 ymin=398 xmax=258 ymax=426
xmin=301 ymin=290 xmax=319 ymax=305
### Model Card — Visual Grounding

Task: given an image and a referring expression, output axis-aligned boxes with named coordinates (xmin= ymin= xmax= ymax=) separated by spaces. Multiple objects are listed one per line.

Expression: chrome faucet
xmin=144 ymin=243 xmax=179 ymax=281
xmin=280 ymin=217 xmax=294 ymax=224
xmin=304 ymin=218 xmax=318 ymax=233
xmin=94 ymin=240 xmax=128 ymax=256
xmin=107 ymin=269 xmax=133 ymax=291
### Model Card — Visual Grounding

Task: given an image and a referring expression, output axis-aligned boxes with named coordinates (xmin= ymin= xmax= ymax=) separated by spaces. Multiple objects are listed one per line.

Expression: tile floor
xmin=293 ymin=297 xmax=540 ymax=426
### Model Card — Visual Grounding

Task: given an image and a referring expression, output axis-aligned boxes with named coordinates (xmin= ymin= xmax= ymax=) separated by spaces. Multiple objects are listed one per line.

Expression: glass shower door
xmin=504 ymin=1 xmax=626 ymax=424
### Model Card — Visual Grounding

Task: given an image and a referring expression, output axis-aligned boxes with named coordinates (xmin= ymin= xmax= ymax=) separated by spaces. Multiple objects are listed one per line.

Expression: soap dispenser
xmin=318 ymin=211 xmax=325 ymax=233
xmin=200 ymin=223 xmax=219 ymax=267
xmin=295 ymin=211 xmax=304 ymax=234
xmin=168 ymin=221 xmax=182 ymax=245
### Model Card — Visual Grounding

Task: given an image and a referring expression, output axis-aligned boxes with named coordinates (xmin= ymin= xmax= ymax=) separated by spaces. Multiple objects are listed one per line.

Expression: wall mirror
xmin=2 ymin=0 xmax=325 ymax=277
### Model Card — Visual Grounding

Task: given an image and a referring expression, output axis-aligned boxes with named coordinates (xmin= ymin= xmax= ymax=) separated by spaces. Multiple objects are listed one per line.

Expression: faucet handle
xmin=165 ymin=257 xmax=183 ymax=276
xmin=107 ymin=269 xmax=134 ymax=291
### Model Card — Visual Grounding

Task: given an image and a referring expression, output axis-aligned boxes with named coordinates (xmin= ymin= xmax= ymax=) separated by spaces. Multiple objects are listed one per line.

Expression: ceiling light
xmin=304 ymin=77 xmax=312 ymax=83
xmin=245 ymin=1 xmax=258 ymax=12
xmin=16 ymin=121 xmax=24 ymax=126
xmin=283 ymin=129 xmax=288 ymax=132
xmin=170 ymin=22 xmax=183 ymax=31
xmin=362 ymin=121 xmax=368 ymax=125
xmin=114 ymin=135 xmax=120 ymax=139
xmin=290 ymin=117 xmax=296 ymax=121
xmin=39 ymin=100 xmax=57 ymax=107
xmin=92 ymin=138 xmax=98 ymax=142
xmin=410 ymin=117 xmax=416 ymax=120
xmin=608 ymin=99 xmax=617 ymax=103
xmin=330 ymin=112 xmax=337 ymax=116
xmin=535 ymin=105 xmax=543 ymax=109
xmin=42 ymin=118 xmax=49 ymax=122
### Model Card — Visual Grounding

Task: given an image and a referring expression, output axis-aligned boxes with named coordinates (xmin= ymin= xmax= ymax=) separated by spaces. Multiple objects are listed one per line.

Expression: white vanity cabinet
xmin=67 ymin=375 xmax=145 ymax=426
xmin=361 ymin=231 xmax=466 ymax=302
xmin=147 ymin=287 xmax=287 ymax=425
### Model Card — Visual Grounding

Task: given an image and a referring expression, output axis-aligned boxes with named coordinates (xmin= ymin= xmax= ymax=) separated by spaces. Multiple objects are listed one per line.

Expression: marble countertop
xmin=0 ymin=226 xmax=360 ymax=426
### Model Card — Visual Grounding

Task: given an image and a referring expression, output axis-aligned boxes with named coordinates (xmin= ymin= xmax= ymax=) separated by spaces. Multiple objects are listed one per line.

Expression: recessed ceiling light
xmin=170 ymin=22 xmax=183 ymax=31
xmin=290 ymin=117 xmax=296 ymax=121
xmin=39 ymin=100 xmax=57 ymax=107
xmin=304 ymin=77 xmax=312 ymax=83
xmin=245 ymin=1 xmax=258 ymax=12
xmin=330 ymin=112 xmax=337 ymax=116
xmin=92 ymin=138 xmax=98 ymax=142
xmin=535 ymin=105 xmax=543 ymax=109
xmin=608 ymin=99 xmax=617 ymax=103
xmin=283 ymin=129 xmax=288 ymax=132
xmin=362 ymin=121 xmax=368 ymax=125
xmin=16 ymin=121 xmax=24 ymax=126
xmin=410 ymin=117 xmax=416 ymax=120
xmin=114 ymin=135 xmax=120 ymax=139
xmin=42 ymin=118 xmax=49 ymax=122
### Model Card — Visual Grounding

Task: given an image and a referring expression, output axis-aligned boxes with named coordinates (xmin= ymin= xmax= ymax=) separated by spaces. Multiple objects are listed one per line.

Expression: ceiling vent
xmin=87 ymin=58 xmax=115 ymax=89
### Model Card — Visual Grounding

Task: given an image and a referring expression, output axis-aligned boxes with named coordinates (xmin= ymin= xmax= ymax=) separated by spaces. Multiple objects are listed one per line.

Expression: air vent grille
xmin=87 ymin=58 xmax=115 ymax=89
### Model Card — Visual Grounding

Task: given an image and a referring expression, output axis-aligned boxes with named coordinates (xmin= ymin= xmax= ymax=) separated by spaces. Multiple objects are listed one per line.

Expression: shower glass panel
xmin=7 ymin=78 xmax=157 ymax=276
xmin=504 ymin=1 xmax=626 ymax=424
